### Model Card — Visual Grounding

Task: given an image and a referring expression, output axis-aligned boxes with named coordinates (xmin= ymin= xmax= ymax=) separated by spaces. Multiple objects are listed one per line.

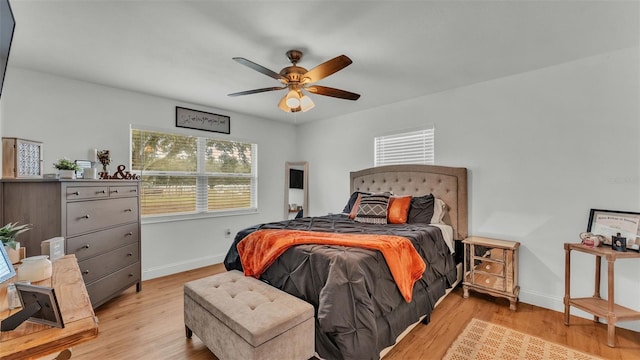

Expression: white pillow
xmin=431 ymin=198 xmax=447 ymax=224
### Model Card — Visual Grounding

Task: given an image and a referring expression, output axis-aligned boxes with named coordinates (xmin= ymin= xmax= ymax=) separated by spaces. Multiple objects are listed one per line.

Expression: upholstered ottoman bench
xmin=184 ymin=270 xmax=315 ymax=360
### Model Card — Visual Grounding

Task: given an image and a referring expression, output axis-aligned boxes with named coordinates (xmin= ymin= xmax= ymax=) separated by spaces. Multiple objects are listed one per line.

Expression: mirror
xmin=284 ymin=161 xmax=308 ymax=219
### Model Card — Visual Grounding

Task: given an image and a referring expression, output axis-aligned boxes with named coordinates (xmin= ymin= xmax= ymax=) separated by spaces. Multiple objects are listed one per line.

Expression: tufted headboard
xmin=350 ymin=164 xmax=468 ymax=240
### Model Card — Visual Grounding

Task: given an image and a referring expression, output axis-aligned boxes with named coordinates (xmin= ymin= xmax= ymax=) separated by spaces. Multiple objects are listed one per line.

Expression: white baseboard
xmin=520 ymin=288 xmax=640 ymax=332
xmin=142 ymin=253 xmax=226 ymax=281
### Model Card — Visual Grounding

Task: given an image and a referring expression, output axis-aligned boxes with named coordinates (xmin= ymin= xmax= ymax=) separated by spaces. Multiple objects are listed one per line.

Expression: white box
xmin=41 ymin=237 xmax=65 ymax=261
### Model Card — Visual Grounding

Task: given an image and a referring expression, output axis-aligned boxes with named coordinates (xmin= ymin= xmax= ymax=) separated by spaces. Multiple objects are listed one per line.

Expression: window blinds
xmin=374 ymin=128 xmax=435 ymax=166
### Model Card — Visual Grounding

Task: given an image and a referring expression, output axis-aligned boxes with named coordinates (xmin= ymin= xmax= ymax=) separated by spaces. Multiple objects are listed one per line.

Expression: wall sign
xmin=175 ymin=106 xmax=230 ymax=134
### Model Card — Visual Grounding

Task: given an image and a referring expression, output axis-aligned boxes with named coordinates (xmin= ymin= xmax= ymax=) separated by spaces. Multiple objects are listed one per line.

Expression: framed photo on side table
xmin=587 ymin=208 xmax=640 ymax=250
xmin=176 ymin=106 xmax=230 ymax=134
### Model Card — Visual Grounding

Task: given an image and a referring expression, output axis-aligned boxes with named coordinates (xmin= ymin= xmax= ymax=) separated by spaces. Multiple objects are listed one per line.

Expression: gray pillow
xmin=407 ymin=194 xmax=434 ymax=224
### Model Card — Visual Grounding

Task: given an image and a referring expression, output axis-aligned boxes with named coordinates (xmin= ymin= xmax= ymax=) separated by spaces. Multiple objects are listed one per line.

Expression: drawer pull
xmin=485 ymin=279 xmax=490 ymax=284
xmin=81 ymin=214 xmax=91 ymax=219
xmin=125 ymin=208 xmax=133 ymax=212
xmin=82 ymin=270 xmax=90 ymax=275
xmin=83 ymin=244 xmax=90 ymax=249
xmin=112 ymin=189 xmax=119 ymax=193
xmin=131 ymin=189 xmax=137 ymax=193
xmin=98 ymin=190 xmax=106 ymax=194
xmin=129 ymin=273 xmax=134 ymax=277
xmin=127 ymin=253 xmax=133 ymax=257
xmin=125 ymin=232 xmax=133 ymax=236
xmin=71 ymin=191 xmax=79 ymax=196
xmin=485 ymin=265 xmax=491 ymax=270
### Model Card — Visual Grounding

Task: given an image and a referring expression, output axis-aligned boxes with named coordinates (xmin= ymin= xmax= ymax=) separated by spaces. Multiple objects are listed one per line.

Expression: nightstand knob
xmin=485 ymin=264 xmax=491 ymax=270
xmin=485 ymin=279 xmax=490 ymax=284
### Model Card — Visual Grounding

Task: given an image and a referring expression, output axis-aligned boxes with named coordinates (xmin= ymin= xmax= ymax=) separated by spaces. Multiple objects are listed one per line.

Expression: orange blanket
xmin=237 ymin=229 xmax=426 ymax=302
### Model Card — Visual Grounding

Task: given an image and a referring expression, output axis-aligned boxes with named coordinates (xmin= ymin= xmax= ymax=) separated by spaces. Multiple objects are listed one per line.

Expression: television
xmin=289 ymin=169 xmax=304 ymax=189
xmin=0 ymin=0 xmax=15 ymax=99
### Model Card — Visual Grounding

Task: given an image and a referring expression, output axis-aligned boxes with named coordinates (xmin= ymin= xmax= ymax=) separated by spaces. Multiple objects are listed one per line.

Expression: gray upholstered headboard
xmin=350 ymin=164 xmax=468 ymax=240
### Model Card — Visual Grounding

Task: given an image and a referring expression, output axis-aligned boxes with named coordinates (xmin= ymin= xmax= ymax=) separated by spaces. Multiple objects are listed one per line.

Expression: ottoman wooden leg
xmin=185 ymin=325 xmax=193 ymax=338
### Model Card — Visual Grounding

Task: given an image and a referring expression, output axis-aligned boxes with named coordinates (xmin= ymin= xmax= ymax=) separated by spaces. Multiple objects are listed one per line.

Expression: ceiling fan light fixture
xmin=300 ymin=95 xmax=315 ymax=112
xmin=285 ymin=89 xmax=301 ymax=108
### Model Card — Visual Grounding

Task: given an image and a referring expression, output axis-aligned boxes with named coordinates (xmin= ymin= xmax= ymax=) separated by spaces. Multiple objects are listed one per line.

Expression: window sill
xmin=141 ymin=208 xmax=258 ymax=225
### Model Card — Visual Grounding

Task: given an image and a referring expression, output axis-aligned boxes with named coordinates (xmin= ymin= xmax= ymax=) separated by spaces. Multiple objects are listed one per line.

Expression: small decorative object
xmin=97 ymin=149 xmax=111 ymax=173
xmin=611 ymin=233 xmax=627 ymax=252
xmin=17 ymin=255 xmax=52 ymax=282
xmin=1 ymin=222 xmax=31 ymax=264
xmin=99 ymin=164 xmax=141 ymax=180
xmin=74 ymin=160 xmax=92 ymax=179
xmin=53 ymin=157 xmax=80 ymax=179
xmin=587 ymin=208 xmax=640 ymax=251
xmin=1 ymin=137 xmax=44 ymax=179
xmin=579 ymin=232 xmax=604 ymax=248
xmin=84 ymin=167 xmax=97 ymax=179
xmin=176 ymin=106 xmax=230 ymax=134
xmin=41 ymin=237 xmax=65 ymax=262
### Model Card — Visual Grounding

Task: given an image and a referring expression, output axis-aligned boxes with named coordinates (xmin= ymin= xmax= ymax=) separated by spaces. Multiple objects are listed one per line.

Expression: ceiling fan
xmin=228 ymin=50 xmax=360 ymax=113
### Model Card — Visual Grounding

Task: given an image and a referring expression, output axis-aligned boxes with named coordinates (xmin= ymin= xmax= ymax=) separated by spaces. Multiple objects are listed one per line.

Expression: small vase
xmin=59 ymin=169 xmax=76 ymax=179
xmin=4 ymin=242 xmax=20 ymax=264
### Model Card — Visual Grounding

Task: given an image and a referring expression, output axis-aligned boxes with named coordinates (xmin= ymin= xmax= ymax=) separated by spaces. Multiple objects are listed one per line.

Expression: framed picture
xmin=176 ymin=106 xmax=230 ymax=134
xmin=587 ymin=208 xmax=640 ymax=250
xmin=0 ymin=243 xmax=16 ymax=283
xmin=16 ymin=283 xmax=64 ymax=328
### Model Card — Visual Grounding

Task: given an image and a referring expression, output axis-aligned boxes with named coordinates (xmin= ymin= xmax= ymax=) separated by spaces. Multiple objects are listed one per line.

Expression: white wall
xmin=0 ymin=68 xmax=297 ymax=279
xmin=298 ymin=47 xmax=640 ymax=331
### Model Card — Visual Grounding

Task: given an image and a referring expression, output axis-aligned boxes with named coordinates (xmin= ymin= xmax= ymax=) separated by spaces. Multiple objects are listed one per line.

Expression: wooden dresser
xmin=0 ymin=179 xmax=141 ymax=308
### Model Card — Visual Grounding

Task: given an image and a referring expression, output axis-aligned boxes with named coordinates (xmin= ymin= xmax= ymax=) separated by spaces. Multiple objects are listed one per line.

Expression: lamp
xmin=285 ymin=89 xmax=301 ymax=109
xmin=300 ymin=95 xmax=314 ymax=112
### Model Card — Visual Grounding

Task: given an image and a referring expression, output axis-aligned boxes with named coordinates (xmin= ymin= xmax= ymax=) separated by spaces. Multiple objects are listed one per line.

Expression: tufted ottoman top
xmin=184 ymin=270 xmax=314 ymax=347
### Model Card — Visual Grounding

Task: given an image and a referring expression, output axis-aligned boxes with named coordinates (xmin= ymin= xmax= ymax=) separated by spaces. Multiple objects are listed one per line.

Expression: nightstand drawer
xmin=476 ymin=260 xmax=504 ymax=277
xmin=469 ymin=272 xmax=505 ymax=292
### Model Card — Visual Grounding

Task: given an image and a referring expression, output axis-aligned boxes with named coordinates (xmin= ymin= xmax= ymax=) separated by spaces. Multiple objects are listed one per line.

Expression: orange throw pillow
xmin=387 ymin=196 xmax=411 ymax=224
xmin=349 ymin=193 xmax=363 ymax=219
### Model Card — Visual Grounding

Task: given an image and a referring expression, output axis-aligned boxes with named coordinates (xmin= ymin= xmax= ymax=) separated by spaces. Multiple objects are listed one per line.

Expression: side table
xmin=462 ymin=236 xmax=520 ymax=311
xmin=564 ymin=243 xmax=640 ymax=347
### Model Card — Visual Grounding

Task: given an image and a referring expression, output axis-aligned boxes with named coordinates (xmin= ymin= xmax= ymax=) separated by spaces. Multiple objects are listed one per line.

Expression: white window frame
xmin=131 ymin=125 xmax=258 ymax=224
xmin=374 ymin=127 xmax=435 ymax=166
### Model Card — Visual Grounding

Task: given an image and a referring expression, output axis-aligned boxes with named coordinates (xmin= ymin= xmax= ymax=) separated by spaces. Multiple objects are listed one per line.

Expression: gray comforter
xmin=224 ymin=214 xmax=457 ymax=360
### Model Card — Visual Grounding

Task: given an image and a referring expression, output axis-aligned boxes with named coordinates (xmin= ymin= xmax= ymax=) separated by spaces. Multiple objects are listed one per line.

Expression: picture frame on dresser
xmin=587 ymin=208 xmax=640 ymax=250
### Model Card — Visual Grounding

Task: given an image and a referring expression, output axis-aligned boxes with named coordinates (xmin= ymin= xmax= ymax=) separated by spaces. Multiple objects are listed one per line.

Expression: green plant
xmin=0 ymin=222 xmax=31 ymax=250
xmin=53 ymin=158 xmax=80 ymax=171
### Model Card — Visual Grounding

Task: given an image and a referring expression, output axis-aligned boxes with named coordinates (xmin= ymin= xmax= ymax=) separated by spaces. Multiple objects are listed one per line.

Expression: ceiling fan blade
xmin=228 ymin=86 xmax=286 ymax=97
xmin=301 ymin=55 xmax=352 ymax=84
xmin=305 ymin=85 xmax=360 ymax=100
xmin=233 ymin=57 xmax=288 ymax=82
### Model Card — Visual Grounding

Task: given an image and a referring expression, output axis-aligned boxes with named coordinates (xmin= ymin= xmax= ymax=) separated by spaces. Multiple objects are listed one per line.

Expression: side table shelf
xmin=564 ymin=243 xmax=640 ymax=347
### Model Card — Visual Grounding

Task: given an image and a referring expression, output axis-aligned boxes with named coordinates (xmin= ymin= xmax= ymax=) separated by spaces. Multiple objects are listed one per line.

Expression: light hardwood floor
xmin=70 ymin=264 xmax=639 ymax=360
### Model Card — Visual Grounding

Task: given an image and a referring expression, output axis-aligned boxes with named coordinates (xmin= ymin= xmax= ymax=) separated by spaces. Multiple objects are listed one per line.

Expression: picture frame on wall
xmin=175 ymin=106 xmax=230 ymax=134
xmin=587 ymin=208 xmax=640 ymax=250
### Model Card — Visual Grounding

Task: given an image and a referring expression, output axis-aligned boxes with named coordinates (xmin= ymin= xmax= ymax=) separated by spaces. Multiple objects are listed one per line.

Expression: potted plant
xmin=53 ymin=158 xmax=80 ymax=179
xmin=1 ymin=222 xmax=31 ymax=264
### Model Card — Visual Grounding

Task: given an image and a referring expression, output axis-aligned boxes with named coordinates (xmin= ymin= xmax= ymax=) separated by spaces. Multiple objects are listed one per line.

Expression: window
xmin=374 ymin=127 xmax=434 ymax=166
xmin=131 ymin=127 xmax=257 ymax=219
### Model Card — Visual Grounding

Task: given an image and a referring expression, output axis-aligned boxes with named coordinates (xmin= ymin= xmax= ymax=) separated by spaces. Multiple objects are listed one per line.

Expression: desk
xmin=564 ymin=243 xmax=640 ymax=347
xmin=1 ymin=255 xmax=98 ymax=359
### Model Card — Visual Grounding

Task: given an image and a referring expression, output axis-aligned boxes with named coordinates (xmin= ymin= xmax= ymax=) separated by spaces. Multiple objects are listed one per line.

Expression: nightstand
xmin=462 ymin=236 xmax=520 ymax=311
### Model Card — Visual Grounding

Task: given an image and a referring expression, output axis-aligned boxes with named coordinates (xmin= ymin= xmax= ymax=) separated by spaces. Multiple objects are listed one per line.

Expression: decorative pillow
xmin=407 ymin=194 xmax=435 ymax=224
xmin=342 ymin=191 xmax=370 ymax=214
xmin=431 ymin=198 xmax=447 ymax=224
xmin=348 ymin=193 xmax=363 ymax=219
xmin=355 ymin=193 xmax=390 ymax=224
xmin=387 ymin=196 xmax=412 ymax=224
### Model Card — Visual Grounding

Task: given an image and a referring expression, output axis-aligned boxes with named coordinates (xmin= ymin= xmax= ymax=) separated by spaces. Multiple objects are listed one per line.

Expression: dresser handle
xmin=125 ymin=232 xmax=133 ymax=236
xmin=99 ymin=190 xmax=106 ymax=194
xmin=82 ymin=270 xmax=90 ymax=275
xmin=82 ymin=214 xmax=90 ymax=219
xmin=127 ymin=253 xmax=133 ymax=257
xmin=112 ymin=189 xmax=119 ymax=193
xmin=128 ymin=273 xmax=134 ymax=277
xmin=125 ymin=208 xmax=133 ymax=212
xmin=71 ymin=191 xmax=79 ymax=196
xmin=83 ymin=244 xmax=90 ymax=249
xmin=131 ymin=189 xmax=137 ymax=193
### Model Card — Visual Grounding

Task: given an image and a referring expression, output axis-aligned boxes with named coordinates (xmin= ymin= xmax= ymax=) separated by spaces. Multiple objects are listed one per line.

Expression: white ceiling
xmin=6 ymin=0 xmax=639 ymax=124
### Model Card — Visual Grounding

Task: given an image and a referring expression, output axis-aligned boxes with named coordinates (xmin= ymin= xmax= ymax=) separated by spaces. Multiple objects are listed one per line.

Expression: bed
xmin=223 ymin=164 xmax=468 ymax=360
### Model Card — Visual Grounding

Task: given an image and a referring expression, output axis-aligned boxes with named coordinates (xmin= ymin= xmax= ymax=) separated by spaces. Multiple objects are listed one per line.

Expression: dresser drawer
xmin=67 ymin=223 xmax=139 ymax=261
xmin=67 ymin=197 xmax=138 ymax=236
xmin=86 ymin=262 xmax=141 ymax=308
xmin=109 ymin=185 xmax=139 ymax=198
xmin=66 ymin=186 xmax=109 ymax=200
xmin=79 ymin=242 xmax=139 ymax=284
